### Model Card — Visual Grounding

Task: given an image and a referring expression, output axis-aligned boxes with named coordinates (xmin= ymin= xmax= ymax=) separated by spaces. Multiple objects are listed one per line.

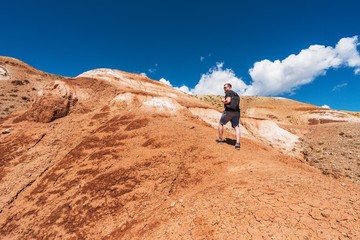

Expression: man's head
xmin=223 ymin=83 xmax=232 ymax=92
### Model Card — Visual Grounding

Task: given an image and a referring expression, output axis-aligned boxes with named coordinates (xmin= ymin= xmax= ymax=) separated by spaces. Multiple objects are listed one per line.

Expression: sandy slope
xmin=0 ymin=57 xmax=360 ymax=239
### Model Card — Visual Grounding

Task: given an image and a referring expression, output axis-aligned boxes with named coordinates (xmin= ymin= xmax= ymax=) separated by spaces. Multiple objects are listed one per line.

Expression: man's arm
xmin=221 ymin=97 xmax=231 ymax=104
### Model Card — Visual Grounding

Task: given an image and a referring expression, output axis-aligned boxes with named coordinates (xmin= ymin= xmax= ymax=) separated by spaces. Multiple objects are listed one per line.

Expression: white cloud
xmin=157 ymin=36 xmax=360 ymax=98
xmin=245 ymin=36 xmax=360 ymax=96
xmin=158 ymin=77 xmax=191 ymax=94
xmin=159 ymin=77 xmax=172 ymax=86
xmin=175 ymin=85 xmax=191 ymax=94
xmin=245 ymin=45 xmax=342 ymax=96
xmin=200 ymin=54 xmax=211 ymax=62
xmin=335 ymin=36 xmax=360 ymax=74
xmin=333 ymin=82 xmax=348 ymax=91
xmin=140 ymin=73 xmax=147 ymax=76
xmin=191 ymin=62 xmax=248 ymax=95
xmin=321 ymin=105 xmax=331 ymax=109
xmin=157 ymin=63 xmax=247 ymax=95
xmin=148 ymin=64 xmax=159 ymax=73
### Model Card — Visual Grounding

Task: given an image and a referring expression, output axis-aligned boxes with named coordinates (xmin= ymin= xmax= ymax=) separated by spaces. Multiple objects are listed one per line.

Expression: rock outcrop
xmin=0 ymin=66 xmax=10 ymax=80
xmin=16 ymin=81 xmax=77 ymax=123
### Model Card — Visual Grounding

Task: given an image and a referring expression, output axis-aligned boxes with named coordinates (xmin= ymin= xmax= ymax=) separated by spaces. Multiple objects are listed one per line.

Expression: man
xmin=216 ymin=83 xmax=241 ymax=150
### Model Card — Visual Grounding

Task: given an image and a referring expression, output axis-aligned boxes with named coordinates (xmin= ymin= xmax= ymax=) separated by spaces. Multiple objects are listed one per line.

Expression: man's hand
xmin=222 ymin=97 xmax=231 ymax=104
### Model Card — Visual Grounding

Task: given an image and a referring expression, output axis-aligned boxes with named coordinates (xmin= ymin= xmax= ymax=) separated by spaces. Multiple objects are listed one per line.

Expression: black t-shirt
xmin=224 ymin=90 xmax=240 ymax=112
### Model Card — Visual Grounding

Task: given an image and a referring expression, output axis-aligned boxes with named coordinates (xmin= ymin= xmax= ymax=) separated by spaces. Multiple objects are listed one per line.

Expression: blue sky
xmin=1 ymin=0 xmax=360 ymax=111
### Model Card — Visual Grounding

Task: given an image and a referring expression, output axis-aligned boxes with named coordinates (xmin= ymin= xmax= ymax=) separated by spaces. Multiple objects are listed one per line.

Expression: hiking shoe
xmin=216 ymin=139 xmax=224 ymax=144
xmin=235 ymin=143 xmax=240 ymax=150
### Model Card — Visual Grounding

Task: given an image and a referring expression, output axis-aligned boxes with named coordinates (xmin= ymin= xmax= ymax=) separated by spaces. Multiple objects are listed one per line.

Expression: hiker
xmin=216 ymin=83 xmax=241 ymax=150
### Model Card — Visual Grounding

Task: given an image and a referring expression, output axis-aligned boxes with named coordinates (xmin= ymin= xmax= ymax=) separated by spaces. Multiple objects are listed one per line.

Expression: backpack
xmin=227 ymin=91 xmax=240 ymax=111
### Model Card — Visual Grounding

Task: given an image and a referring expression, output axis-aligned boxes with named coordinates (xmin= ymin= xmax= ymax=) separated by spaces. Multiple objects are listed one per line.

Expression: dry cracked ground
xmin=0 ymin=56 xmax=360 ymax=239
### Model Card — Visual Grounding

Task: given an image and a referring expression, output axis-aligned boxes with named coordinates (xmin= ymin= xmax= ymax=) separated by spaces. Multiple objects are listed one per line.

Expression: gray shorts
xmin=220 ymin=111 xmax=240 ymax=128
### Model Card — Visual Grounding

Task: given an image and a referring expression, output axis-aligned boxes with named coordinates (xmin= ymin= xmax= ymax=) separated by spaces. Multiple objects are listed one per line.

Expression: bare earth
xmin=0 ymin=57 xmax=359 ymax=239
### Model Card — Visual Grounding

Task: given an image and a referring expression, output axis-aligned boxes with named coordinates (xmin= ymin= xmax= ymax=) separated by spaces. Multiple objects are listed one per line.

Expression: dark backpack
xmin=227 ymin=91 xmax=240 ymax=111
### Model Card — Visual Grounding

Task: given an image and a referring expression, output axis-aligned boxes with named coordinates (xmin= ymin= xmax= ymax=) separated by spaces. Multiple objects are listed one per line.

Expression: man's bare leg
xmin=218 ymin=123 xmax=224 ymax=140
xmin=234 ymin=125 xmax=240 ymax=144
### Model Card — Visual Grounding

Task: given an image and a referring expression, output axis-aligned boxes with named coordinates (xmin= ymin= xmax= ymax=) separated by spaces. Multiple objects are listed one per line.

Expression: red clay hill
xmin=1 ymin=56 xmax=360 ymax=239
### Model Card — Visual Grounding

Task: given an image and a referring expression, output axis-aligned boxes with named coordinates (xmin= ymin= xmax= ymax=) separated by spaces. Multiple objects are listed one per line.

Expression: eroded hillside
xmin=1 ymin=57 xmax=360 ymax=239
xmin=196 ymin=94 xmax=360 ymax=183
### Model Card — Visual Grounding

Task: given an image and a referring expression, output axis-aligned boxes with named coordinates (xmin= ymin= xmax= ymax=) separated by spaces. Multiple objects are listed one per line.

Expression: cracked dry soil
xmin=1 ymin=107 xmax=360 ymax=239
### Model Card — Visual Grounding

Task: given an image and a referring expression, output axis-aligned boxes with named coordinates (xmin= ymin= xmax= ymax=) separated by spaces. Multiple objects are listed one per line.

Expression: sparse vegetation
xmin=346 ymin=111 xmax=360 ymax=118
xmin=267 ymin=114 xmax=278 ymax=119
xmin=21 ymin=96 xmax=30 ymax=101
xmin=11 ymin=80 xmax=24 ymax=86
xmin=304 ymin=123 xmax=360 ymax=183
xmin=194 ymin=95 xmax=223 ymax=109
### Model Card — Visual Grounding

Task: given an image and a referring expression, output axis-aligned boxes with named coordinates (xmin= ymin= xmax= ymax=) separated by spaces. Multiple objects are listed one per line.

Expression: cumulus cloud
xmin=321 ymin=105 xmax=331 ymax=109
xmin=158 ymin=36 xmax=360 ymax=97
xmin=159 ymin=77 xmax=172 ymax=86
xmin=335 ymin=36 xmax=360 ymax=74
xmin=245 ymin=45 xmax=342 ymax=96
xmin=157 ymin=63 xmax=247 ymax=95
xmin=175 ymin=85 xmax=191 ymax=94
xmin=158 ymin=77 xmax=191 ymax=94
xmin=191 ymin=62 xmax=248 ymax=95
xmin=245 ymin=36 xmax=360 ymax=96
